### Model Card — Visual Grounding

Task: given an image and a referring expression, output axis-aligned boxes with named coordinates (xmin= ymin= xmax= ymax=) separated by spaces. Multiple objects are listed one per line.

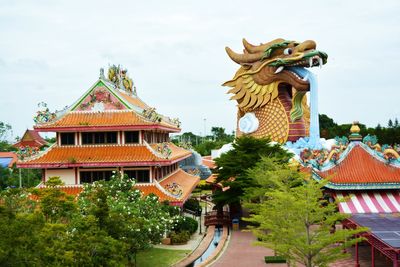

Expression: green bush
xmin=175 ymin=216 xmax=198 ymax=234
xmin=183 ymin=198 xmax=201 ymax=215
xmin=264 ymin=256 xmax=286 ymax=263
xmin=170 ymin=231 xmax=190 ymax=244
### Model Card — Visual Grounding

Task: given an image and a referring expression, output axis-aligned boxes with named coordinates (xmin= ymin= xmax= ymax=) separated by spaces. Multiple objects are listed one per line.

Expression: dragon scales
xmin=223 ymin=38 xmax=328 ymax=143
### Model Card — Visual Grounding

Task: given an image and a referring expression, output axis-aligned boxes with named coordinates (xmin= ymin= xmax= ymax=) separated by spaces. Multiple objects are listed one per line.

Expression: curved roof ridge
xmin=19 ymin=142 xmax=57 ymax=163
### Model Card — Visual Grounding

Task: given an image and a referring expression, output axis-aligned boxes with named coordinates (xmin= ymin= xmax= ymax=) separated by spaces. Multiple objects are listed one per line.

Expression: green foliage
xmin=320 ymin=114 xmax=400 ymax=145
xmin=170 ymin=230 xmax=191 ymax=244
xmin=172 ymin=127 xmax=234 ymax=156
xmin=0 ymin=167 xmax=42 ymax=189
xmin=265 ymin=256 xmax=286 ymax=263
xmin=183 ymin=198 xmax=202 ymax=215
xmin=0 ymin=171 xmax=188 ymax=266
xmin=78 ymin=171 xmax=184 ymax=264
xmin=244 ymin=157 xmax=302 ymax=205
xmin=212 ymin=136 xmax=291 ymax=209
xmin=245 ymin=175 xmax=367 ymax=267
xmin=136 ymin=248 xmax=190 ymax=267
xmin=174 ymin=216 xmax=198 ymax=234
xmin=31 ymin=177 xmax=76 ymax=223
xmin=0 ymin=122 xmax=12 ymax=142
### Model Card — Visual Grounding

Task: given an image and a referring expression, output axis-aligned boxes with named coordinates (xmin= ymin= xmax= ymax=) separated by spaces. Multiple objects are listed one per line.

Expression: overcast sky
xmin=0 ymin=0 xmax=399 ymax=140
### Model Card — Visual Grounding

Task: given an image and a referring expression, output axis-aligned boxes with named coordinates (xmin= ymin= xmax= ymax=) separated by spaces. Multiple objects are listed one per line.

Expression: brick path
xmin=210 ymin=231 xmax=286 ymax=267
xmin=211 ymin=231 xmax=392 ymax=267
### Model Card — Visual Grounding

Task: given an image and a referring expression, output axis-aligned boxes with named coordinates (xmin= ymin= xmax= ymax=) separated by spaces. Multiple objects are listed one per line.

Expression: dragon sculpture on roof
xmin=224 ymin=38 xmax=328 ymax=143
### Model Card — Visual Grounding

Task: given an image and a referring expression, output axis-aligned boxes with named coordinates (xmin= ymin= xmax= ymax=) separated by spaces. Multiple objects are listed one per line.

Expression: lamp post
xmin=199 ymin=191 xmax=202 ymax=234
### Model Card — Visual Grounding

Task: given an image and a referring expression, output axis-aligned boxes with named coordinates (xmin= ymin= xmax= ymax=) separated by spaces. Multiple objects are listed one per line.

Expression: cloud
xmin=0 ymin=0 xmax=399 ymax=138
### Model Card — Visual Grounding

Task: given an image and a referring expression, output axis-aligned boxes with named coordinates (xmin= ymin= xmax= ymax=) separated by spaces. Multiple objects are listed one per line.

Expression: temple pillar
xmin=355 ymin=240 xmax=360 ymax=267
xmin=371 ymin=244 xmax=375 ymax=267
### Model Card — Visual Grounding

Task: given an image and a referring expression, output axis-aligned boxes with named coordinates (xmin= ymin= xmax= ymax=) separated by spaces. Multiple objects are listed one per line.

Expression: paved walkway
xmin=210 ymin=230 xmax=392 ymax=267
xmin=211 ymin=231 xmax=285 ymax=267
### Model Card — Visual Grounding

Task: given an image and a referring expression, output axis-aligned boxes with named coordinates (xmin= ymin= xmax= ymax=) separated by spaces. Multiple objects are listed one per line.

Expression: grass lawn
xmin=136 ymin=248 xmax=191 ymax=267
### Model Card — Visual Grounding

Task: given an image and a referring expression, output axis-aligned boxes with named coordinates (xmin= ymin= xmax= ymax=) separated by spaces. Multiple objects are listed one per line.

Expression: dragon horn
xmin=225 ymin=47 xmax=264 ymax=64
xmin=242 ymin=38 xmax=286 ymax=53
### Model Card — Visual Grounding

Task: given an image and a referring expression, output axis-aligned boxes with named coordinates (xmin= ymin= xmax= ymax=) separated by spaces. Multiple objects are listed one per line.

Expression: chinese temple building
xmin=17 ymin=65 xmax=199 ymax=206
xmin=300 ymin=122 xmax=400 ymax=266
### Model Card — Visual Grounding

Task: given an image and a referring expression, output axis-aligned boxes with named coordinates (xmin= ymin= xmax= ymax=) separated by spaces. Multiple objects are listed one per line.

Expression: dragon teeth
xmin=318 ymin=57 xmax=323 ymax=68
xmin=275 ymin=66 xmax=284 ymax=74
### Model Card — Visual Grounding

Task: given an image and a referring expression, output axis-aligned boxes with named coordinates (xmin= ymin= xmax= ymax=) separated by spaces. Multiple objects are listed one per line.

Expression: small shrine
xmin=17 ymin=65 xmax=199 ymax=206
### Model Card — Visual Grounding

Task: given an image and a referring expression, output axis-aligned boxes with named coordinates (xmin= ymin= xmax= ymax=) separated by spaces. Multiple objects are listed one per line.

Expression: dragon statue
xmin=223 ymin=38 xmax=328 ymax=143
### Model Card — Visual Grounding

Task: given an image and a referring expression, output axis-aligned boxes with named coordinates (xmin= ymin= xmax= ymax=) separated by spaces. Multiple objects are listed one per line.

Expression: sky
xmin=0 ymin=0 xmax=399 ymax=140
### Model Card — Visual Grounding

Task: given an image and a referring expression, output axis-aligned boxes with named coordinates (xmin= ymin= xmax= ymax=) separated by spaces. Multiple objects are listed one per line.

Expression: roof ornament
xmin=349 ymin=121 xmax=362 ymax=142
xmin=33 ymin=102 xmax=57 ymax=125
xmin=99 ymin=68 xmax=105 ymax=79
xmin=107 ymin=64 xmax=134 ymax=95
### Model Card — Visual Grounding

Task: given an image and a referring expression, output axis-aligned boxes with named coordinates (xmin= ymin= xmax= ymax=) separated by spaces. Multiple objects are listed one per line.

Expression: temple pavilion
xmin=17 ymin=65 xmax=199 ymax=206
xmin=300 ymin=122 xmax=400 ymax=267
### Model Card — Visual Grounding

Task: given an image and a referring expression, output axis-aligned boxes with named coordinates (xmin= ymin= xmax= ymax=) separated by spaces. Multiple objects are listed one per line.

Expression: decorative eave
xmin=312 ymin=170 xmax=400 ymax=190
xmin=34 ymin=124 xmax=181 ymax=133
xmin=17 ymin=143 xmax=191 ymax=169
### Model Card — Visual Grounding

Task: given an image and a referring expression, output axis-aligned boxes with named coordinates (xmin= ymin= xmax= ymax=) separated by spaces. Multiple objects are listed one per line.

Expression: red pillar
xmin=355 ymin=241 xmax=360 ymax=267
xmin=394 ymin=253 xmax=398 ymax=267
xmin=371 ymin=244 xmax=375 ymax=267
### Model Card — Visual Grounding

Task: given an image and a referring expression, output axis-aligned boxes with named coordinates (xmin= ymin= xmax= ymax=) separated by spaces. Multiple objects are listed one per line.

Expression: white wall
xmin=45 ymin=168 xmax=75 ymax=185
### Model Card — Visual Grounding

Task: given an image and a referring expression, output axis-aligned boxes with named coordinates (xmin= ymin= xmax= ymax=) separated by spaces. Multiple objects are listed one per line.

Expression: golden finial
xmin=350 ymin=121 xmax=360 ymax=134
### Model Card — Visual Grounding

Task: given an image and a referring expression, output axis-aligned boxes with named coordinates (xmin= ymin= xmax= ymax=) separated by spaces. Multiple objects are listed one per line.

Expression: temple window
xmin=80 ymin=170 xmax=113 ymax=184
xmin=60 ymin=132 xmax=75 ymax=145
xmin=125 ymin=131 xmax=139 ymax=144
xmin=125 ymin=169 xmax=150 ymax=183
xmin=82 ymin=132 xmax=117 ymax=145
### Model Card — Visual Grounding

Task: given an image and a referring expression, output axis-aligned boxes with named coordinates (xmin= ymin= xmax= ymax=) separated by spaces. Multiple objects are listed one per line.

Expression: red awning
xmin=333 ymin=191 xmax=400 ymax=214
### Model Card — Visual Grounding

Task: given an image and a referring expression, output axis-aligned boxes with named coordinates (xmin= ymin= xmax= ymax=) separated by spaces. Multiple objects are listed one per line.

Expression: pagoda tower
xmin=17 ymin=65 xmax=199 ymax=206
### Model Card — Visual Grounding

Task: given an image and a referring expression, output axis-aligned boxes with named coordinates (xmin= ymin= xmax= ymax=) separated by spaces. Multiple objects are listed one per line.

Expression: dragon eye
xmin=284 ymin=48 xmax=293 ymax=55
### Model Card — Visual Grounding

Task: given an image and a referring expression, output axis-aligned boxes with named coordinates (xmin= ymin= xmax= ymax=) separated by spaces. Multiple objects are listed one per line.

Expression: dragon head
xmin=223 ymin=38 xmax=327 ymax=112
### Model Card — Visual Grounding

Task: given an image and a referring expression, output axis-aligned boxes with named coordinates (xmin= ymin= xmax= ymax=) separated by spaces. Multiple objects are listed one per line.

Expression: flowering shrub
xmin=78 ymin=171 xmax=186 ymax=261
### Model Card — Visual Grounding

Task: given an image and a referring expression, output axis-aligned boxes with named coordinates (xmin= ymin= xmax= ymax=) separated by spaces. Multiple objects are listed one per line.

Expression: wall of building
xmin=45 ymin=168 xmax=75 ymax=184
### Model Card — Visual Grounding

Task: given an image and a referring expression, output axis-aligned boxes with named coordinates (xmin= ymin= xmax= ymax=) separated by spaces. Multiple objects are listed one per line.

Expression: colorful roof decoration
xmin=33 ymin=75 xmax=181 ymax=132
xmin=159 ymin=169 xmax=200 ymax=202
xmin=13 ymin=129 xmax=48 ymax=149
xmin=17 ymin=142 xmax=191 ymax=168
xmin=333 ymin=191 xmax=400 ymax=214
xmin=294 ymin=122 xmax=400 ymax=189
xmin=0 ymin=152 xmax=18 ymax=168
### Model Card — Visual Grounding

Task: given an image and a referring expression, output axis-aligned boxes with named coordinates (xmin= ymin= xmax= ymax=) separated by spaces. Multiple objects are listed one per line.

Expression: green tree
xmin=244 ymin=157 xmax=302 ymax=205
xmin=245 ymin=176 xmax=366 ymax=267
xmin=0 ymin=122 xmax=12 ymax=142
xmin=212 ymin=136 xmax=291 ymax=216
xmin=31 ymin=177 xmax=77 ymax=223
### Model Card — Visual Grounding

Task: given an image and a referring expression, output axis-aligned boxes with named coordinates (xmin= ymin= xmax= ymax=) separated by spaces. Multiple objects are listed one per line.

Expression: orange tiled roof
xmin=202 ymin=156 xmax=216 ymax=169
xmin=18 ymin=143 xmax=191 ymax=167
xmin=135 ymin=184 xmax=178 ymax=202
xmin=120 ymin=93 xmax=149 ymax=110
xmin=34 ymin=110 xmax=179 ymax=131
xmin=316 ymin=145 xmax=400 ymax=184
xmin=159 ymin=169 xmax=200 ymax=202
xmin=14 ymin=129 xmax=48 ymax=148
